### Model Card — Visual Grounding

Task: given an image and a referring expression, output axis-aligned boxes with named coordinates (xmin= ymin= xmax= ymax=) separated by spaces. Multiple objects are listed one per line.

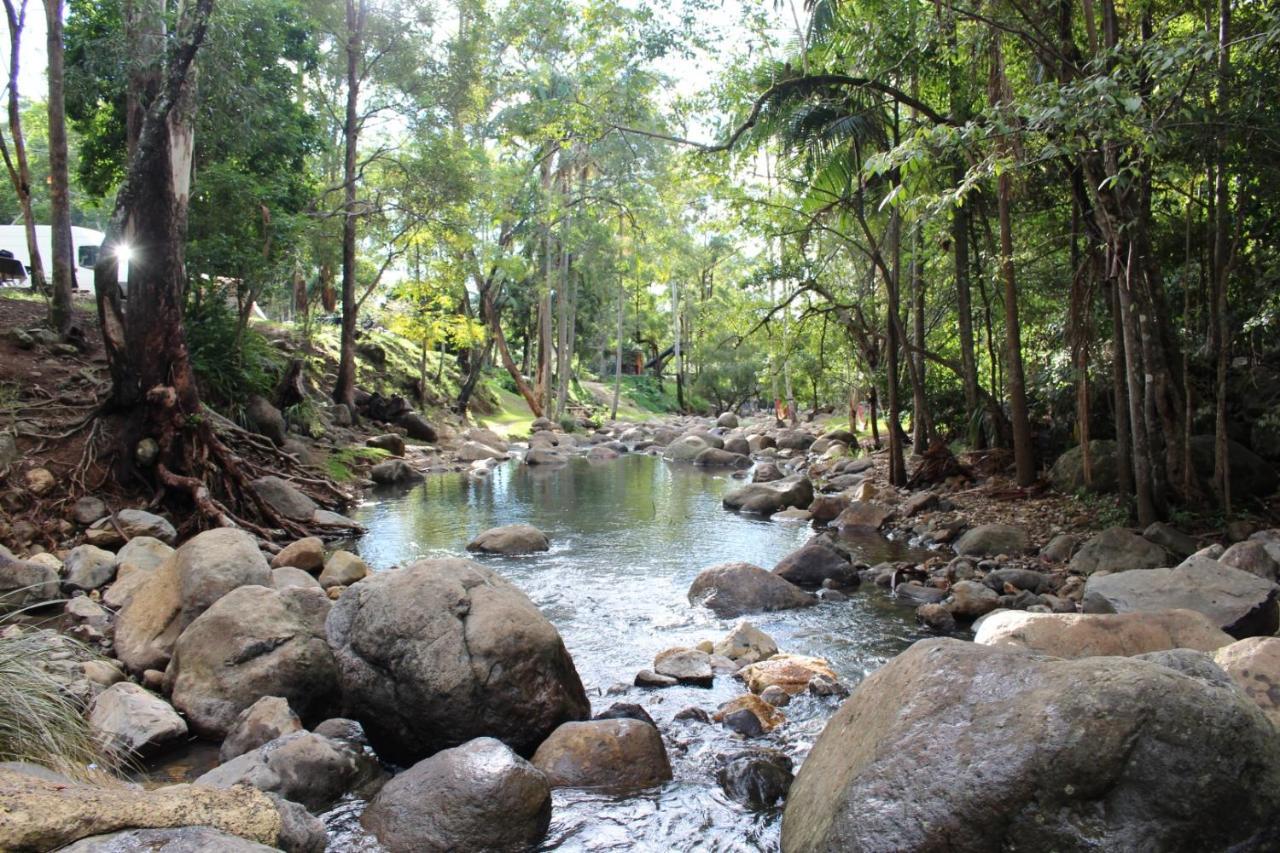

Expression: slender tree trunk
xmin=611 ymin=278 xmax=624 ymax=421
xmin=1117 ymin=256 xmax=1158 ymax=526
xmin=1211 ymin=0 xmax=1232 ymax=514
xmin=885 ymin=203 xmax=907 ymax=486
xmin=332 ymin=0 xmax=365 ymax=411
xmin=990 ymin=33 xmax=1036 ymax=486
xmin=1 ymin=0 xmax=46 ymax=294
xmin=44 ymin=0 xmax=73 ymax=336
xmin=909 ymin=226 xmax=930 ymax=452
xmin=486 ymin=288 xmax=542 ymax=417
xmin=1107 ymin=272 xmax=1134 ymax=499
xmin=554 ymin=158 xmax=574 ymax=419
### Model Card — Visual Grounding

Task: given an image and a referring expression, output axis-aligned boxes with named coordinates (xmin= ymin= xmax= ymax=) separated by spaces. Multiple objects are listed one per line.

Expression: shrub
xmin=185 ymin=294 xmax=283 ymax=413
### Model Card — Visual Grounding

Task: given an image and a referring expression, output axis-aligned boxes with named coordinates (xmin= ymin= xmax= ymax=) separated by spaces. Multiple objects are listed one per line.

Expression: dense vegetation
xmin=3 ymin=0 xmax=1278 ymax=526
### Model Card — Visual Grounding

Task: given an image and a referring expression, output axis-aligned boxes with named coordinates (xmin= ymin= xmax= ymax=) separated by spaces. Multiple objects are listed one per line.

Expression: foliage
xmin=184 ymin=291 xmax=283 ymax=411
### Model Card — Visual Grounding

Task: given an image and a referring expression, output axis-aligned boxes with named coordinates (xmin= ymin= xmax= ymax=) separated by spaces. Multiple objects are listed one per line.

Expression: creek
xmin=326 ymin=452 xmax=928 ymax=852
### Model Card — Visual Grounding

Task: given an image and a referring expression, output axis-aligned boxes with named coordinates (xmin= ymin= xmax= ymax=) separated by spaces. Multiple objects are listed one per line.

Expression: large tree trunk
xmin=44 ymin=0 xmax=73 ymax=336
xmin=885 ymin=203 xmax=907 ymax=486
xmin=1 ymin=0 xmax=47 ymax=295
xmin=332 ymin=0 xmax=365 ymax=411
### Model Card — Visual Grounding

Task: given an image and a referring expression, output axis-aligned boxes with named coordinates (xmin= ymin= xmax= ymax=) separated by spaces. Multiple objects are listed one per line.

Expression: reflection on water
xmin=341 ymin=454 xmax=927 ymax=852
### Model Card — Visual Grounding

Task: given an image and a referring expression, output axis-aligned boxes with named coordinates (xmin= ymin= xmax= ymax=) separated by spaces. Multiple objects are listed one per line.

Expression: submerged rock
xmin=722 ymin=475 xmax=814 ymax=516
xmin=780 ymin=638 xmax=1280 ymax=853
xmin=326 ymin=558 xmax=589 ymax=763
xmin=465 ymin=523 xmax=551 ymax=555
xmin=716 ymin=748 xmax=793 ymax=810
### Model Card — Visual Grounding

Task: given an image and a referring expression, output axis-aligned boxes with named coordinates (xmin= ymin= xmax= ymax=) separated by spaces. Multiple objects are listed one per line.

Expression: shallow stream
xmin=328 ymin=452 xmax=927 ymax=852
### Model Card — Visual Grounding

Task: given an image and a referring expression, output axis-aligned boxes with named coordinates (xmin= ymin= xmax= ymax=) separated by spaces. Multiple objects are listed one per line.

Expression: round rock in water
xmin=326 ymin=557 xmax=589 ymax=763
xmin=532 ymin=719 xmax=672 ymax=792
xmin=465 ymin=523 xmax=551 ymax=556
xmin=360 ymin=737 xmax=552 ymax=853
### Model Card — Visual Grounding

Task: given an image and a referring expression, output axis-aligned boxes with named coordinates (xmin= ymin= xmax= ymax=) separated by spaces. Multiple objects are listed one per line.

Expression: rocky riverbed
xmin=2 ymin=411 xmax=1280 ymax=851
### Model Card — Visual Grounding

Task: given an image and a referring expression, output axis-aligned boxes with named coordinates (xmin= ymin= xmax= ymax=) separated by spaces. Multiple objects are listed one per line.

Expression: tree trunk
xmin=44 ymin=0 xmax=73 ymax=337
xmin=1 ymin=0 xmax=47 ymax=295
xmin=990 ymin=32 xmax=1036 ymax=486
xmin=1211 ymin=0 xmax=1232 ymax=514
xmin=885 ymin=203 xmax=907 ymax=486
xmin=554 ymin=158 xmax=573 ymax=419
xmin=908 ymin=226 xmax=931 ymax=452
xmin=332 ymin=0 xmax=365 ymax=411
xmin=486 ymin=288 xmax=542 ymax=417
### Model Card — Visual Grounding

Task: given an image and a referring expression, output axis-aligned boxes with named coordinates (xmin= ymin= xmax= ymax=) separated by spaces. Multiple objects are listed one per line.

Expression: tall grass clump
xmin=0 ymin=602 xmax=120 ymax=777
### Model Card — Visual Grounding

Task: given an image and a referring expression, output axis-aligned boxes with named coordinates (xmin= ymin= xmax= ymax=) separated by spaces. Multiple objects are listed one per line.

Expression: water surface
xmin=336 ymin=453 xmax=925 ymax=852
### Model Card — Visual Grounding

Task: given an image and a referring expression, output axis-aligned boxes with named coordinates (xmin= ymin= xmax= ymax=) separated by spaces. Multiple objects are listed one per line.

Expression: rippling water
xmin=334 ymin=452 xmax=928 ymax=852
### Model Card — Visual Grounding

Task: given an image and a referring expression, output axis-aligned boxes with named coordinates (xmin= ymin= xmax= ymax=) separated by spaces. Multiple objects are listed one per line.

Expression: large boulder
xmin=58 ymin=826 xmax=283 ymax=852
xmin=780 ymin=638 xmax=1280 ymax=853
xmin=366 ymin=434 xmax=406 ymax=457
xmin=270 ymin=538 xmax=324 ymax=574
xmin=360 ymin=737 xmax=551 ymax=853
xmin=1083 ymin=558 xmax=1280 ymax=638
xmin=369 ymin=459 xmax=422 ymax=485
xmin=1213 ymin=637 xmax=1280 ymax=727
xmin=115 ymin=528 xmax=272 ymax=674
xmin=88 ymin=682 xmax=188 ymax=758
xmin=688 ymin=562 xmax=815 ymax=617
xmin=399 ymin=412 xmax=438 ymax=442
xmin=1069 ymin=526 xmax=1168 ymax=575
xmin=716 ymin=412 xmax=740 ymax=428
xmin=531 ymin=719 xmax=672 ymax=792
xmin=974 ymin=609 xmax=1234 ymax=657
xmin=196 ymin=731 xmax=382 ymax=813
xmin=245 ymin=395 xmax=287 ymax=447
xmin=722 ymin=475 xmax=815 ymax=516
xmin=166 ymin=585 xmax=338 ymax=738
xmin=663 ymin=435 xmax=710 ymax=462
xmin=738 ymin=653 xmax=837 ymax=696
xmin=116 ymin=536 xmax=174 ymax=577
xmin=249 ymin=477 xmax=318 ymax=523
xmin=694 ymin=447 xmax=751 ymax=468
xmin=713 ymin=621 xmax=779 ymax=666
xmin=1048 ymin=439 xmax=1119 ymax=493
xmin=953 ymin=523 xmax=1031 ymax=557
xmin=772 ymin=541 xmax=856 ymax=589
xmin=0 ymin=765 xmax=306 ymax=852
xmin=775 ymin=429 xmax=815 ymax=451
xmin=456 ymin=440 xmax=508 ymax=462
xmin=326 ymin=558 xmax=589 ymax=763
xmin=465 ymin=523 xmax=551 ymax=555
xmin=1220 ymin=539 xmax=1280 ymax=581
xmin=1189 ymin=435 xmax=1279 ymax=499
xmin=317 ymin=551 xmax=368 ymax=589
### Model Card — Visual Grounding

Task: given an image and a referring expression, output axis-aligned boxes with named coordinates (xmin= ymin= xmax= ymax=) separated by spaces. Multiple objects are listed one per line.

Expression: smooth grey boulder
xmin=63 ymin=545 xmax=119 ymax=592
xmin=953 ymin=523 xmax=1031 ymax=557
xmin=116 ymin=536 xmax=174 ymax=577
xmin=197 ymin=731 xmax=383 ymax=813
xmin=1069 ymin=527 xmax=1168 ymax=575
xmin=781 ymin=638 xmax=1280 ymax=853
xmin=59 ymin=827 xmax=282 ymax=852
xmin=272 ymin=566 xmax=323 ymax=591
xmin=249 ymin=476 xmax=318 ymax=523
xmin=1143 ymin=522 xmax=1199 ymax=558
xmin=694 ymin=447 xmax=751 ymax=468
xmin=399 ymin=413 xmax=437 ymax=442
xmin=531 ymin=719 xmax=672 ymax=792
xmin=688 ymin=562 xmax=815 ymax=617
xmin=973 ymin=609 xmax=1234 ymax=657
xmin=663 ymin=435 xmax=710 ymax=463
xmin=115 ymin=528 xmax=272 ymax=675
xmin=465 ymin=523 xmax=551 ymax=555
xmin=167 ymin=585 xmax=338 ymax=738
xmin=1220 ymin=539 xmax=1280 ymax=581
xmin=369 ymin=459 xmax=423 ymax=485
xmin=722 ymin=475 xmax=815 ymax=516
xmin=1083 ymin=558 xmax=1279 ymax=638
xmin=317 ymin=551 xmax=368 ymax=589
xmin=326 ymin=558 xmax=589 ymax=763
xmin=245 ymin=395 xmax=287 ymax=447
xmin=113 ymin=509 xmax=178 ymax=545
xmin=0 ymin=553 xmax=59 ymax=614
xmin=360 ymin=737 xmax=551 ymax=853
xmin=88 ymin=682 xmax=188 ymax=758
xmin=772 ymin=541 xmax=856 ymax=589
xmin=1049 ymin=439 xmax=1119 ymax=494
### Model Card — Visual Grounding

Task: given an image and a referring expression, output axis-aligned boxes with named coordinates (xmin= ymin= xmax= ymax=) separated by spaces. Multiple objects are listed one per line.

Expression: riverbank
xmin=4 ymin=295 xmax=1280 ymax=851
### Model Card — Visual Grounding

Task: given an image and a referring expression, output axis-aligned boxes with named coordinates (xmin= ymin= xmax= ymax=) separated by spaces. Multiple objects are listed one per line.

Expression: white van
xmin=0 ymin=224 xmax=130 ymax=293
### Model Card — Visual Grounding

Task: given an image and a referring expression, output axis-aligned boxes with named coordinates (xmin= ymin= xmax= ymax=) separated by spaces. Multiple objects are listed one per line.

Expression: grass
xmin=323 ymin=445 xmax=390 ymax=482
xmin=474 ymin=385 xmax=536 ymax=437
xmin=0 ymin=611 xmax=120 ymax=777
